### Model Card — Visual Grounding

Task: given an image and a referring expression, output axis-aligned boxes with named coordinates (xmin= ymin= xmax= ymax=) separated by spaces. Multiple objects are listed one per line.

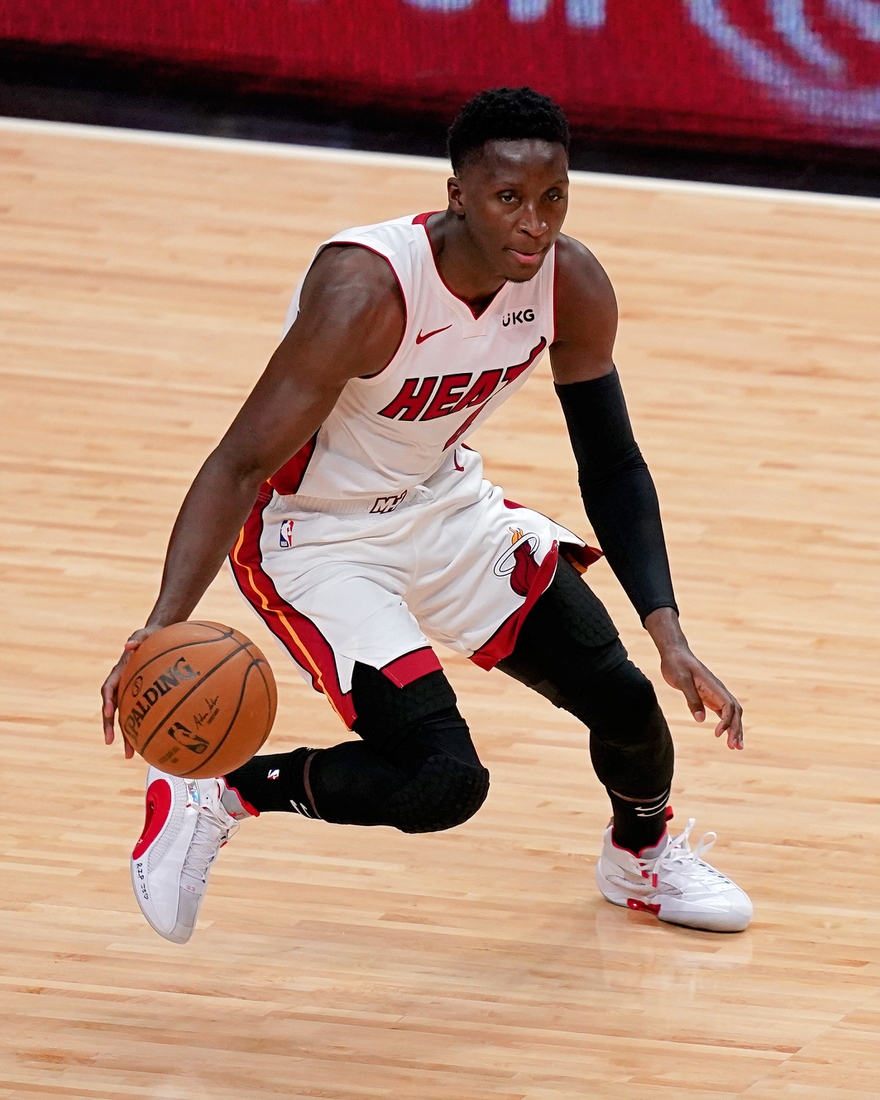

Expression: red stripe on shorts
xmin=381 ymin=646 xmax=443 ymax=688
xmin=229 ymin=488 xmax=357 ymax=728
xmin=470 ymin=541 xmax=560 ymax=671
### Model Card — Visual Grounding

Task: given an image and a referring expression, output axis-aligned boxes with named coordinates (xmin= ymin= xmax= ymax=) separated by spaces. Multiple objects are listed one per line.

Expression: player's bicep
xmin=550 ymin=236 xmax=618 ymax=385
xmin=291 ymin=244 xmax=405 ymax=381
xmin=212 ymin=247 xmax=405 ymax=481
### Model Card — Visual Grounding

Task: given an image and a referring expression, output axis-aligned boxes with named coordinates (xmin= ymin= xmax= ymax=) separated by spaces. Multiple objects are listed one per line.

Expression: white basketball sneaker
xmin=596 ymin=817 xmax=753 ymax=933
xmin=130 ymin=767 xmax=254 ymax=944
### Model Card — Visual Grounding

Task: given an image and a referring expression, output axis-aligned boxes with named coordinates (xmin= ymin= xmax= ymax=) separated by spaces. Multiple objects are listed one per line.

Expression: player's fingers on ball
xmin=104 ymin=656 xmax=125 ymax=689
xmin=103 ymin=712 xmax=117 ymax=743
xmin=101 ymin=680 xmax=118 ymax=740
xmin=101 ymin=647 xmax=134 ymax=714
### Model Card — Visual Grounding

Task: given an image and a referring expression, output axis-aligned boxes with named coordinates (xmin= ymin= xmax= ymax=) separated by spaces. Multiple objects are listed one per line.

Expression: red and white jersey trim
xmin=272 ymin=212 xmax=556 ymax=503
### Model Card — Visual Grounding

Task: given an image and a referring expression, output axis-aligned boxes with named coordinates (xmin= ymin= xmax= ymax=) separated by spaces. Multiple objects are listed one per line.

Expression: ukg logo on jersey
xmin=686 ymin=1 xmax=880 ymax=129
xmin=502 ymin=309 xmax=535 ymax=327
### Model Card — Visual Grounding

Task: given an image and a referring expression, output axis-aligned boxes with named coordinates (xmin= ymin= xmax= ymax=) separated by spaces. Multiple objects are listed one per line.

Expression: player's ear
xmin=447 ymin=176 xmax=465 ymax=217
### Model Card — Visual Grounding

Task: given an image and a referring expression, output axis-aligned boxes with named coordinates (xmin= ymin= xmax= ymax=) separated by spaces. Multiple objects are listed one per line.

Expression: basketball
xmin=117 ymin=621 xmax=277 ymax=779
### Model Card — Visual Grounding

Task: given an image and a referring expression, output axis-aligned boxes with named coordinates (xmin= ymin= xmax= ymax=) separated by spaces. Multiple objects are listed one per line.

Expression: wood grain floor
xmin=1 ymin=118 xmax=880 ymax=1099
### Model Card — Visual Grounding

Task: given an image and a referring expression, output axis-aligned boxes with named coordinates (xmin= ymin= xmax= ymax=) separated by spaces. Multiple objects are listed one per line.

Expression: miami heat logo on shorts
xmin=493 ymin=527 xmax=542 ymax=598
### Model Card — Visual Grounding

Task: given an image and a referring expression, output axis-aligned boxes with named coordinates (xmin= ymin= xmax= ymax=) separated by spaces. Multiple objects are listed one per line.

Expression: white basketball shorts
xmin=229 ymin=446 xmax=599 ymax=728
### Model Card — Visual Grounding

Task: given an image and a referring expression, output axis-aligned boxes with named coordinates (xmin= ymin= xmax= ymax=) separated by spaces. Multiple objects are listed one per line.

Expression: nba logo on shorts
xmin=279 ymin=519 xmax=295 ymax=549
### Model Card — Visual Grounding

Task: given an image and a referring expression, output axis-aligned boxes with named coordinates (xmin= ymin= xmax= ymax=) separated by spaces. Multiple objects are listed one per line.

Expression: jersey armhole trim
xmin=314 ymin=239 xmax=409 ymax=386
xmin=550 ymin=241 xmax=558 ymax=347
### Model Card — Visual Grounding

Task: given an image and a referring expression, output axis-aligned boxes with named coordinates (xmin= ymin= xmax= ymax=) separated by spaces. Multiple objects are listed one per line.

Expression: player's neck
xmin=427 ymin=210 xmax=507 ymax=316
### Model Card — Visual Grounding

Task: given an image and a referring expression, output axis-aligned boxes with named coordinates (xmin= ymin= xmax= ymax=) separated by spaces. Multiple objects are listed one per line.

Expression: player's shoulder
xmin=554 ymin=234 xmax=617 ymax=318
xmin=554 ymin=234 xmax=614 ymax=300
xmin=292 ymin=241 xmax=405 ymax=359
xmin=552 ymin=234 xmax=617 ymax=353
xmin=304 ymin=240 xmax=403 ymax=313
xmin=305 ymin=212 xmax=422 ymax=303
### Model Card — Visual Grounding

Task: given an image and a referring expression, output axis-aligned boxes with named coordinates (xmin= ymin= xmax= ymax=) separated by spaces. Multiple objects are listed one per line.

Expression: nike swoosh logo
xmin=416 ymin=324 xmax=452 ymax=345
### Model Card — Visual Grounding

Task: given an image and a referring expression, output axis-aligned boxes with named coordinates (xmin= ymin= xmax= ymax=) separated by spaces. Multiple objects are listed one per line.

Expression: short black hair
xmin=447 ymin=87 xmax=570 ymax=175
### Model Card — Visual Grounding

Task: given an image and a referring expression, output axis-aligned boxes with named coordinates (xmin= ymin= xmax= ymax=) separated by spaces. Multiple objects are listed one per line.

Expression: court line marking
xmin=1 ymin=114 xmax=878 ymax=211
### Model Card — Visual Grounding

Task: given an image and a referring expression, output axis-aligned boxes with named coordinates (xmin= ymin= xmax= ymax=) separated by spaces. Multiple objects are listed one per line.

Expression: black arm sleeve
xmin=555 ymin=370 xmax=678 ymax=624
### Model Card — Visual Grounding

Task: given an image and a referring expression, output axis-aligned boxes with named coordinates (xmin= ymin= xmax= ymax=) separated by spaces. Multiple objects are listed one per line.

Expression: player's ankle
xmin=222 ymin=747 xmax=320 ymax=817
xmin=607 ymin=787 xmax=671 ymax=854
xmin=611 ymin=826 xmax=667 ymax=858
xmin=218 ymin=777 xmax=260 ymax=820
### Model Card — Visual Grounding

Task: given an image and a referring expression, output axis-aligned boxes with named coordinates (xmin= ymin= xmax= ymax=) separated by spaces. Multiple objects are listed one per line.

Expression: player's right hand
xmin=101 ymin=628 xmax=155 ymax=757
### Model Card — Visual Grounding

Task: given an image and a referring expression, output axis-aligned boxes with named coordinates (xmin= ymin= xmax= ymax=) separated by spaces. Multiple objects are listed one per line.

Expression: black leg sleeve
xmin=308 ymin=665 xmax=488 ymax=832
xmin=497 ymin=557 xmax=674 ymax=809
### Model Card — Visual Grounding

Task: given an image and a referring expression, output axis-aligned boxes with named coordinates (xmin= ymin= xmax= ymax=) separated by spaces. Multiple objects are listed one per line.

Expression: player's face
xmin=450 ymin=140 xmax=569 ymax=282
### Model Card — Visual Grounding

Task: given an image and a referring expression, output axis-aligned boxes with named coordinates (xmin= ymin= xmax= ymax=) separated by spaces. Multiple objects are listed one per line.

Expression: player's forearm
xmin=555 ymin=370 xmax=678 ymax=625
xmin=145 ymin=452 xmax=265 ymax=629
xmin=580 ymin=460 xmax=678 ymax=623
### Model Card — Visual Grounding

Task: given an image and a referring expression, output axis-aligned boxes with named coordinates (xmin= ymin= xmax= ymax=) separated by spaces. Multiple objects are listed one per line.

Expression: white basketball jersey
xmin=270 ymin=212 xmax=556 ymax=503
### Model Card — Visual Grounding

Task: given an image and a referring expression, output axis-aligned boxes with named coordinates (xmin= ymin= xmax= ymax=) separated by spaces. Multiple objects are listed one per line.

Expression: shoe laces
xmin=638 ymin=814 xmax=726 ymax=888
xmin=181 ymin=789 xmax=239 ymax=886
xmin=646 ymin=818 xmax=726 ymax=881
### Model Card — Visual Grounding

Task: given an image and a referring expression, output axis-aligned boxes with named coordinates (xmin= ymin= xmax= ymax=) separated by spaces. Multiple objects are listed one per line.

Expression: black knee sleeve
xmin=351 ymin=665 xmax=457 ymax=752
xmin=510 ymin=648 xmax=673 ymax=797
xmin=307 ymin=665 xmax=490 ymax=833
xmin=309 ymin=710 xmax=490 ymax=833
xmin=498 ymin=563 xmax=674 ymax=799
xmin=385 ymin=750 xmax=490 ymax=833
xmin=583 ymin=661 xmax=674 ymax=797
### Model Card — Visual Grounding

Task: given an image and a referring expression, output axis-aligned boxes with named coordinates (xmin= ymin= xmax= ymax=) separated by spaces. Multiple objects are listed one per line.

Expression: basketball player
xmin=102 ymin=88 xmax=752 ymax=943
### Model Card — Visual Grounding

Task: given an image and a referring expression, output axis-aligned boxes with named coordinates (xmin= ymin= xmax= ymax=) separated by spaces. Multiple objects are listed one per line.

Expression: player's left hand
xmin=659 ymin=646 xmax=743 ymax=750
xmin=101 ymin=628 xmax=155 ymax=758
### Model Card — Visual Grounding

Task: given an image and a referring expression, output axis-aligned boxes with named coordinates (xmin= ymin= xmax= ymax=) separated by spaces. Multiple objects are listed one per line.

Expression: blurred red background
xmin=3 ymin=0 xmax=879 ymax=150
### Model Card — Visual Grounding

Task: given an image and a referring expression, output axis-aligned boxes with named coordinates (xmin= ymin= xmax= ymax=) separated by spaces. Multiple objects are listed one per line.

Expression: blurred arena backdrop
xmin=2 ymin=0 xmax=880 ymax=163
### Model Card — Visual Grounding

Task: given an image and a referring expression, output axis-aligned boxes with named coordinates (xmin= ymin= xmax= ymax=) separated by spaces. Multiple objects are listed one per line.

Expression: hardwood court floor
xmin=1 ymin=118 xmax=879 ymax=1100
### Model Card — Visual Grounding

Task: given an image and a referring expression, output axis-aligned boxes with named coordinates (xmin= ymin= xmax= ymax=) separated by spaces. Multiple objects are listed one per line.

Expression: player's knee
xmin=385 ymin=753 xmax=490 ymax=834
xmin=594 ymin=659 xmax=660 ymax=731
xmin=587 ymin=661 xmax=674 ymax=793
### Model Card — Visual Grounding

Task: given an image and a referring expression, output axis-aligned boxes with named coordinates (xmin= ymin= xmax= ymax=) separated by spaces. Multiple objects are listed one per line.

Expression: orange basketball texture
xmin=117 ymin=621 xmax=277 ymax=779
